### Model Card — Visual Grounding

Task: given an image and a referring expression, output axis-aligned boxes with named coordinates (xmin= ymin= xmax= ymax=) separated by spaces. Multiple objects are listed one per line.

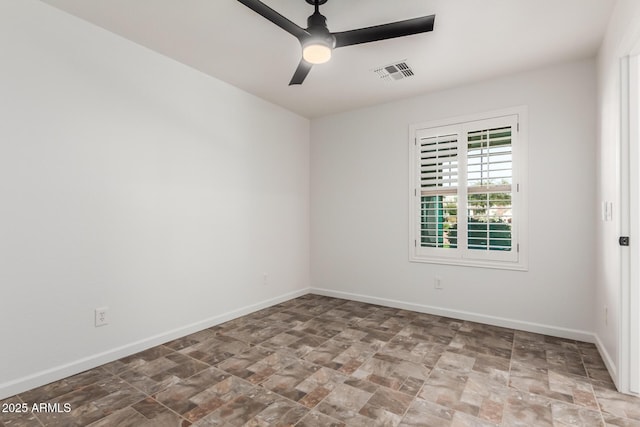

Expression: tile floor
xmin=1 ymin=294 xmax=639 ymax=426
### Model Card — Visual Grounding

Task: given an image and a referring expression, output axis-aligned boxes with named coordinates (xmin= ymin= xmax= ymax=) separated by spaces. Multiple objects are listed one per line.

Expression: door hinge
xmin=517 ymin=243 xmax=520 ymax=253
xmin=414 ymin=240 xmax=417 ymax=247
xmin=517 ymin=183 xmax=520 ymax=192
xmin=517 ymin=122 xmax=520 ymax=132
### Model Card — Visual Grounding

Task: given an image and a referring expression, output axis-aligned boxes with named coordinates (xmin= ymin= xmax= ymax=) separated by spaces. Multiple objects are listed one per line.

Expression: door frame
xmin=619 ymin=49 xmax=639 ymax=395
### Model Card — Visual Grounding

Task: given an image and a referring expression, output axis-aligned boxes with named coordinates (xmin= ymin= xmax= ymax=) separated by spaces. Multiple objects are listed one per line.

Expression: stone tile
xmin=0 ymin=396 xmax=41 ymax=426
xmin=192 ymin=394 xmax=268 ymax=426
xmin=132 ymin=346 xmax=176 ymax=362
xmin=131 ymin=397 xmax=169 ymax=419
xmin=154 ymin=367 xmax=230 ymax=417
xmin=26 ymin=376 xmax=146 ymax=427
xmin=450 ymin=411 xmax=500 ymax=427
xmin=502 ymin=389 xmax=554 ymax=427
xmin=549 ymin=400 xmax=605 ymax=426
xmin=398 ymin=376 xmax=424 ymax=397
xmin=163 ymin=336 xmax=201 ymax=351
xmin=315 ymin=307 xmax=371 ymax=326
xmin=86 ymin=407 xmax=150 ymax=427
xmin=315 ymin=383 xmax=374 ymax=423
xmin=378 ymin=335 xmax=435 ymax=363
xmin=589 ymin=367 xmax=618 ymax=385
xmin=595 ymin=386 xmax=640 ymax=421
xmin=296 ymin=410 xmax=346 ymax=427
xmin=340 ymin=326 xmax=397 ymax=347
xmin=365 ymin=387 xmax=413 ymax=416
xmin=509 ymin=360 xmax=575 ymax=404
xmin=245 ymin=349 xmax=298 ymax=381
xmin=543 ymin=336 xmax=580 ymax=353
xmin=398 ymin=323 xmax=456 ymax=346
xmin=547 ymin=369 xmax=599 ymax=409
xmin=90 ymin=383 xmax=146 ymax=415
xmin=287 ymin=300 xmax=340 ymax=317
xmin=303 ymin=339 xmax=354 ymax=370
xmin=354 ymin=353 xmax=430 ymax=391
xmin=118 ymin=369 xmax=181 ymax=396
xmin=399 ymin=398 xmax=454 ymax=427
xmin=162 ymin=354 xmax=209 ymax=378
xmin=418 ymin=368 xmax=509 ymax=423
xmin=603 ymin=413 xmax=640 ymax=426
xmin=223 ymin=321 xmax=290 ymax=345
xmin=296 ymin=367 xmax=349 ymax=395
xmin=449 ymin=323 xmax=513 ymax=360
xmin=18 ymin=368 xmax=112 ymax=403
xmin=436 ymin=350 xmax=477 ymax=373
xmin=247 ymin=399 xmax=308 ymax=426
xmin=180 ymin=335 xmax=250 ymax=366
xmin=115 ymin=352 xmax=208 ymax=396
xmin=260 ymin=360 xmax=321 ymax=401
xmin=260 ymin=330 xmax=328 ymax=358
xmin=293 ymin=319 xmax=348 ymax=339
xmin=299 ymin=386 xmax=332 ymax=408
xmin=358 ymin=404 xmax=403 ymax=426
xmin=339 ymin=300 xmax=381 ymax=317
xmin=216 ymin=346 xmax=275 ymax=379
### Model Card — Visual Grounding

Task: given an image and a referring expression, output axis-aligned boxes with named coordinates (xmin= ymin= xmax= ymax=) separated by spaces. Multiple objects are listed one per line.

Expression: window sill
xmin=409 ymin=255 xmax=528 ymax=271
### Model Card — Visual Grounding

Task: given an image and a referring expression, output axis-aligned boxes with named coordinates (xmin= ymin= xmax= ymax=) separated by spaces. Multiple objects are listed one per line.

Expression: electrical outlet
xmin=434 ymin=277 xmax=443 ymax=290
xmin=95 ymin=307 xmax=109 ymax=327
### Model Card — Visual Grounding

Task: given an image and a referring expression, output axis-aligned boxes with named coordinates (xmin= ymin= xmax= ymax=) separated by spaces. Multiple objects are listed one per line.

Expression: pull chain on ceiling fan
xmin=237 ymin=0 xmax=435 ymax=85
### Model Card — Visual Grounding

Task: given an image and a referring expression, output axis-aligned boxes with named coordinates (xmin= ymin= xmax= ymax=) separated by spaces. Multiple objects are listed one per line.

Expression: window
xmin=409 ymin=108 xmax=527 ymax=270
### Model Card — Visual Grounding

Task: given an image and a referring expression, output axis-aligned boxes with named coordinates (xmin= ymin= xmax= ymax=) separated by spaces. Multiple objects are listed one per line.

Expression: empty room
xmin=1 ymin=0 xmax=639 ymax=426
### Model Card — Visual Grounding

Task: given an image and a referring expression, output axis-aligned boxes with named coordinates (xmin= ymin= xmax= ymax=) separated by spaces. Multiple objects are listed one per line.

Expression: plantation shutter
xmin=464 ymin=116 xmax=517 ymax=261
xmin=411 ymin=110 xmax=524 ymax=268
xmin=418 ymin=128 xmax=459 ymax=249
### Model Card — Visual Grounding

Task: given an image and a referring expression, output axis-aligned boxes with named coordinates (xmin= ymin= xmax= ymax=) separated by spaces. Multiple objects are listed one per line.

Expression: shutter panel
xmin=466 ymin=124 xmax=514 ymax=254
xmin=418 ymin=132 xmax=459 ymax=249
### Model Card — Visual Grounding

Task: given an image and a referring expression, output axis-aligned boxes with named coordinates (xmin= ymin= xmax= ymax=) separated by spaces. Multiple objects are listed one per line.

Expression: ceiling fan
xmin=237 ymin=0 xmax=435 ymax=85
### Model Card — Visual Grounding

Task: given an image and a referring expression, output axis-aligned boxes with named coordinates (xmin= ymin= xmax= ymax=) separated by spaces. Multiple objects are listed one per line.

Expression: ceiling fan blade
xmin=289 ymin=59 xmax=313 ymax=85
xmin=333 ymin=15 xmax=435 ymax=48
xmin=237 ymin=0 xmax=309 ymax=40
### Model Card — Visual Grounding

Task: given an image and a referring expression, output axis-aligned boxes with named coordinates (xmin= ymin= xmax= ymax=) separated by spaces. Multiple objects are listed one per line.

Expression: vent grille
xmin=373 ymin=61 xmax=415 ymax=81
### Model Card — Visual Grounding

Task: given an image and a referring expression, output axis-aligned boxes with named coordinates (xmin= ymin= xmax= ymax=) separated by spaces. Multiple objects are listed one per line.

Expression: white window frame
xmin=409 ymin=107 xmax=528 ymax=270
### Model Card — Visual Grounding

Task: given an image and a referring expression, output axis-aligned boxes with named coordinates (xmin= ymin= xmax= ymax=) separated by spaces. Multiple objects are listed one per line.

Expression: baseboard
xmin=311 ymin=287 xmax=596 ymax=343
xmin=0 ymin=287 xmax=311 ymax=400
xmin=594 ymin=333 xmax=620 ymax=390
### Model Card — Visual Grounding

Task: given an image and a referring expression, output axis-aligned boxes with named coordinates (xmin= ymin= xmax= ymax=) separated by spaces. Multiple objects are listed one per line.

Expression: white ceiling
xmin=39 ymin=0 xmax=616 ymax=118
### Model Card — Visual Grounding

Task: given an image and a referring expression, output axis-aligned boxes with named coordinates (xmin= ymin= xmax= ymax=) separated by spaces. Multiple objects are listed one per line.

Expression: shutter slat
xmin=467 ymin=185 xmax=511 ymax=194
xmin=421 ymin=187 xmax=458 ymax=196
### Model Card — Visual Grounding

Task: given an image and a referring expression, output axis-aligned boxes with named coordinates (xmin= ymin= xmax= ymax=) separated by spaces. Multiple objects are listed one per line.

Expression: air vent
xmin=373 ymin=60 xmax=415 ymax=81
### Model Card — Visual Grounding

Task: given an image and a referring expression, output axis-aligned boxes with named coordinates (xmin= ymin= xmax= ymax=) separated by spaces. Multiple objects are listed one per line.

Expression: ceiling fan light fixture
xmin=237 ymin=0 xmax=435 ymax=85
xmin=302 ymin=40 xmax=332 ymax=64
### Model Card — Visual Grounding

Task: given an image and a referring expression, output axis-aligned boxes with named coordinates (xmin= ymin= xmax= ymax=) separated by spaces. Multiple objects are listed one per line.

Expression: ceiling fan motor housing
xmin=305 ymin=11 xmax=336 ymax=48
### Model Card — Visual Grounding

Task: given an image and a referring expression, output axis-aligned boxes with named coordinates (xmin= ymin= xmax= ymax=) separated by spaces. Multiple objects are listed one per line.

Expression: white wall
xmin=595 ymin=0 xmax=640 ymax=392
xmin=0 ymin=0 xmax=309 ymax=398
xmin=311 ymin=59 xmax=597 ymax=338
